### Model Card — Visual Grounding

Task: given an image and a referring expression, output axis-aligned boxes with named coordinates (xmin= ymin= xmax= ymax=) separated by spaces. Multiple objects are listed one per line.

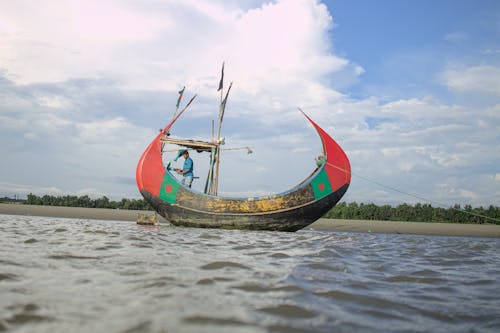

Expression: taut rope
xmin=325 ymin=161 xmax=500 ymax=224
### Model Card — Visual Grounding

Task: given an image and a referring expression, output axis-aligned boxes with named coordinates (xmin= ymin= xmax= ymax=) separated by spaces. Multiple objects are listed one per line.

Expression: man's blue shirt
xmin=183 ymin=157 xmax=193 ymax=177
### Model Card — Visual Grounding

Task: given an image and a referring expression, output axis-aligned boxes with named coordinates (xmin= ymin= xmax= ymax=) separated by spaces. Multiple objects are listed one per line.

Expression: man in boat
xmin=175 ymin=150 xmax=194 ymax=188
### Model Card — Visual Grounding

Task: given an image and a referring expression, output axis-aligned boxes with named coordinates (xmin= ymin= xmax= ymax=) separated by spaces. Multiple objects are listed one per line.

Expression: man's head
xmin=182 ymin=150 xmax=189 ymax=158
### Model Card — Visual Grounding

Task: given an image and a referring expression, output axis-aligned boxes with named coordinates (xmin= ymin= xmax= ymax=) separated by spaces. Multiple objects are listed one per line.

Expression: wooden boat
xmin=136 ymin=77 xmax=350 ymax=231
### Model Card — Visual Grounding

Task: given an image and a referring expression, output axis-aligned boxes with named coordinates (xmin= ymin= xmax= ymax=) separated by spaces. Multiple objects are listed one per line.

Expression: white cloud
xmin=444 ymin=31 xmax=466 ymax=43
xmin=0 ymin=0 xmax=348 ymax=104
xmin=354 ymin=65 xmax=365 ymax=76
xmin=441 ymin=65 xmax=500 ymax=96
xmin=65 ymin=2 xmax=166 ymax=42
xmin=36 ymin=94 xmax=71 ymax=109
xmin=0 ymin=0 xmax=168 ymax=84
xmin=339 ymin=94 xmax=500 ymax=206
xmin=75 ymin=118 xmax=130 ymax=144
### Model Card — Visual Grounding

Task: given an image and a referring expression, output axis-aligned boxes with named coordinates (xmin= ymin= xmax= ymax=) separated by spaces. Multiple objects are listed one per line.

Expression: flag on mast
xmin=176 ymin=86 xmax=185 ymax=108
xmin=220 ymin=82 xmax=233 ymax=118
xmin=217 ymin=62 xmax=224 ymax=91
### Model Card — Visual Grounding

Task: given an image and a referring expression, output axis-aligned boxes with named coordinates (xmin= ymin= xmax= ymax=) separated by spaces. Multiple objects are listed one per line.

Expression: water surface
xmin=1 ymin=215 xmax=499 ymax=332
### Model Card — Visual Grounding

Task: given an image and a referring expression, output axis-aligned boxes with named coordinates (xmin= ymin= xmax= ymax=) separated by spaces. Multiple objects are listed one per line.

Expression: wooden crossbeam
xmin=160 ymin=137 xmax=219 ymax=150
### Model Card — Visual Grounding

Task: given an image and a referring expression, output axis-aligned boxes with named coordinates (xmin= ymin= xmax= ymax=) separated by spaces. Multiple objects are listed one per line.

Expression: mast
xmin=212 ymin=85 xmax=223 ymax=195
xmin=211 ymin=81 xmax=232 ymax=195
xmin=204 ymin=120 xmax=215 ymax=194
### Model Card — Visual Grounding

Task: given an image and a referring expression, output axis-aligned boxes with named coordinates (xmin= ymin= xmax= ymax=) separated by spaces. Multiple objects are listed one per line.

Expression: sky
xmin=0 ymin=0 xmax=499 ymax=207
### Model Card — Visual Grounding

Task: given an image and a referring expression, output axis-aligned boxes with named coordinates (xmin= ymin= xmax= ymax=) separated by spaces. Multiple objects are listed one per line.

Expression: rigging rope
xmin=325 ymin=161 xmax=500 ymax=224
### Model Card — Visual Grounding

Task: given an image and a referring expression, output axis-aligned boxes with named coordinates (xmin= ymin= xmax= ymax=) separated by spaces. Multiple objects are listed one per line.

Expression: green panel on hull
xmin=159 ymin=172 xmax=180 ymax=204
xmin=311 ymin=168 xmax=332 ymax=200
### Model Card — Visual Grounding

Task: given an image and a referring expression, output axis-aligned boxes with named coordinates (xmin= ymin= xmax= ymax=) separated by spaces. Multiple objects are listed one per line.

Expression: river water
xmin=0 ymin=215 xmax=499 ymax=333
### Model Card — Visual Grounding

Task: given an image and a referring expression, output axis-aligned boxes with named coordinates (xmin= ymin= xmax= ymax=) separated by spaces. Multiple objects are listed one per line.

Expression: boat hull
xmin=141 ymin=183 xmax=348 ymax=231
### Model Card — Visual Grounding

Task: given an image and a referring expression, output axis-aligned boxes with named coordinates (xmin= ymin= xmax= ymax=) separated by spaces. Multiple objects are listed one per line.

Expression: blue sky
xmin=0 ymin=0 xmax=498 ymax=206
xmin=329 ymin=0 xmax=500 ymax=99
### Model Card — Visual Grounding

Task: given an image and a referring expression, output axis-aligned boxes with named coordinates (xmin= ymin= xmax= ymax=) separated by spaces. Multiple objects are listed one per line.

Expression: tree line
xmin=21 ymin=193 xmax=152 ymax=211
xmin=324 ymin=202 xmax=500 ymax=225
xmin=2 ymin=194 xmax=499 ymax=224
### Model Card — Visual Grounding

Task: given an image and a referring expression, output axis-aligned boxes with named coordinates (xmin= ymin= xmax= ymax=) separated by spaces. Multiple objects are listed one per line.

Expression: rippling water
xmin=1 ymin=215 xmax=499 ymax=333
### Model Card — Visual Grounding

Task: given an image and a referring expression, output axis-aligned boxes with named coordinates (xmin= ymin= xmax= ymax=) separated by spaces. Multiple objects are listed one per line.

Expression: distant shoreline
xmin=1 ymin=203 xmax=499 ymax=238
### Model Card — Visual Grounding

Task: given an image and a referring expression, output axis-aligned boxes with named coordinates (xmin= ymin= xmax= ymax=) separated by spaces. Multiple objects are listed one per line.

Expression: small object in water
xmin=137 ymin=212 xmax=159 ymax=225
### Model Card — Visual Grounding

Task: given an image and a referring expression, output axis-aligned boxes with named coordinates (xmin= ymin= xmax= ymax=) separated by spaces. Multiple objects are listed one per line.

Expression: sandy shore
xmin=310 ymin=218 xmax=500 ymax=238
xmin=1 ymin=203 xmax=499 ymax=238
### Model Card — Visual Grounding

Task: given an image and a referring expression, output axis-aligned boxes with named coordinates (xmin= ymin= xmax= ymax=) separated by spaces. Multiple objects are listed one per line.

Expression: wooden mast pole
xmin=204 ymin=120 xmax=215 ymax=194
xmin=212 ymin=81 xmax=232 ymax=195
xmin=211 ymin=62 xmax=224 ymax=195
xmin=211 ymin=85 xmax=224 ymax=195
